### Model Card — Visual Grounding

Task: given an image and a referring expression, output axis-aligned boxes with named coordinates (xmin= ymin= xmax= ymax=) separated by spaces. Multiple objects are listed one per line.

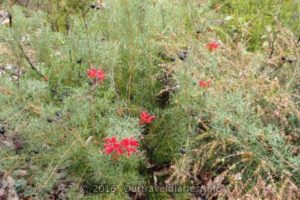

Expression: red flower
xmin=102 ymin=137 xmax=139 ymax=158
xmin=87 ymin=68 xmax=98 ymax=78
xmin=87 ymin=67 xmax=106 ymax=83
xmin=95 ymin=70 xmax=105 ymax=81
xmin=103 ymin=136 xmax=123 ymax=155
xmin=120 ymin=138 xmax=140 ymax=156
xmin=206 ymin=41 xmax=220 ymax=51
xmin=139 ymin=111 xmax=156 ymax=125
xmin=198 ymin=80 xmax=211 ymax=88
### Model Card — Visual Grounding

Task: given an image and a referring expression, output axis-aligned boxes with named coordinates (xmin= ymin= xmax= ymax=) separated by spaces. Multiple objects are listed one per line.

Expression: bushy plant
xmin=211 ymin=0 xmax=300 ymax=51
xmin=0 ymin=0 xmax=299 ymax=199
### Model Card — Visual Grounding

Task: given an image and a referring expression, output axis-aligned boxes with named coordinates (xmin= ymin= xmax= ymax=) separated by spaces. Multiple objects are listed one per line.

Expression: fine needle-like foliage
xmin=0 ymin=0 xmax=299 ymax=199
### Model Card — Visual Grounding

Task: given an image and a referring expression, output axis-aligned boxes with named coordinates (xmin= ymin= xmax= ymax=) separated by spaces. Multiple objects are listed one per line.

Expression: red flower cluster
xmin=198 ymin=80 xmax=211 ymax=88
xmin=87 ymin=67 xmax=106 ymax=83
xmin=103 ymin=136 xmax=139 ymax=157
xmin=139 ymin=111 xmax=156 ymax=125
xmin=206 ymin=41 xmax=220 ymax=51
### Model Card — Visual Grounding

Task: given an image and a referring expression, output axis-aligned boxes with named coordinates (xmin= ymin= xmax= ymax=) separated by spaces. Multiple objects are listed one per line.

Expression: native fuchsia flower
xmin=206 ymin=41 xmax=220 ymax=51
xmin=102 ymin=136 xmax=139 ymax=158
xmin=139 ymin=111 xmax=156 ymax=125
xmin=198 ymin=80 xmax=211 ymax=88
xmin=87 ymin=67 xmax=105 ymax=83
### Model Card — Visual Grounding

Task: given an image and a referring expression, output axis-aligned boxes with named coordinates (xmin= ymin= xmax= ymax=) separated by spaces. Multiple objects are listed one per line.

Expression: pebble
xmin=55 ymin=111 xmax=63 ymax=119
xmin=15 ymin=169 xmax=28 ymax=177
xmin=0 ymin=127 xmax=5 ymax=135
xmin=179 ymin=148 xmax=187 ymax=154
xmin=47 ymin=117 xmax=54 ymax=123
xmin=177 ymin=51 xmax=188 ymax=61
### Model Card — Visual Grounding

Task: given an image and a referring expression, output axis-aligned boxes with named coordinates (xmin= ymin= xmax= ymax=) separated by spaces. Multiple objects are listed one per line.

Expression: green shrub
xmin=212 ymin=0 xmax=300 ymax=51
xmin=0 ymin=0 xmax=299 ymax=199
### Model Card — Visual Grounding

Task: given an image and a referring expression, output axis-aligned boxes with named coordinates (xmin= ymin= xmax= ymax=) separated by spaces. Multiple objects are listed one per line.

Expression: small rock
xmin=91 ymin=3 xmax=98 ymax=9
xmin=55 ymin=111 xmax=63 ymax=119
xmin=0 ymin=11 xmax=12 ymax=27
xmin=0 ymin=127 xmax=5 ymax=135
xmin=177 ymin=50 xmax=188 ymax=61
xmin=15 ymin=170 xmax=28 ymax=177
xmin=11 ymin=75 xmax=19 ymax=81
xmin=179 ymin=148 xmax=187 ymax=154
xmin=5 ymin=64 xmax=19 ymax=74
xmin=47 ymin=117 xmax=54 ymax=123
xmin=21 ymin=35 xmax=30 ymax=43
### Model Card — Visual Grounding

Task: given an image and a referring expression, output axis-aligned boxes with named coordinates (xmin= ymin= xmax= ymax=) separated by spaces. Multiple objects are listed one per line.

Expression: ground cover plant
xmin=0 ymin=0 xmax=299 ymax=199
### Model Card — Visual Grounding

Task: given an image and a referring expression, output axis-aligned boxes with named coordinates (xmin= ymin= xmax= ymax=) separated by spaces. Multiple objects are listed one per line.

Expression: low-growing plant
xmin=0 ymin=0 xmax=299 ymax=199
